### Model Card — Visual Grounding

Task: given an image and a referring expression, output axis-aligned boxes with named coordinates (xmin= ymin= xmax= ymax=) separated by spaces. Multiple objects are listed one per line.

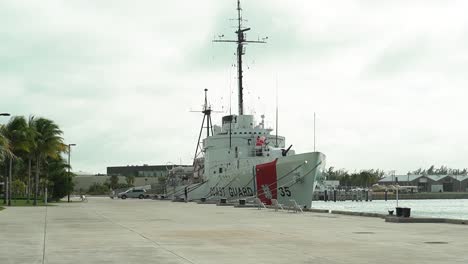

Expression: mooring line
xmin=91 ymin=208 xmax=195 ymax=264
xmin=42 ymin=205 xmax=48 ymax=264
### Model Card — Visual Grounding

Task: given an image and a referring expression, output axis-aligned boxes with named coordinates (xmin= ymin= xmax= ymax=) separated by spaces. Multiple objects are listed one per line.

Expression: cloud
xmin=1 ymin=0 xmax=468 ymax=174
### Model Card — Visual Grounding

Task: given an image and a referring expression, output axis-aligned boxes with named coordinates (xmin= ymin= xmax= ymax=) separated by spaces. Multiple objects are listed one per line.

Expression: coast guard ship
xmin=166 ymin=0 xmax=326 ymax=209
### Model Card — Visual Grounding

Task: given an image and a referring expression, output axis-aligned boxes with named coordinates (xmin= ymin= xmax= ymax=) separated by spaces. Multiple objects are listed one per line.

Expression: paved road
xmin=0 ymin=197 xmax=467 ymax=264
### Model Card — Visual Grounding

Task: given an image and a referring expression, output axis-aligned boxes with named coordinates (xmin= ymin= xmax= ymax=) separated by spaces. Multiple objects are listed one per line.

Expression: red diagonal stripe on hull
xmin=255 ymin=159 xmax=278 ymax=205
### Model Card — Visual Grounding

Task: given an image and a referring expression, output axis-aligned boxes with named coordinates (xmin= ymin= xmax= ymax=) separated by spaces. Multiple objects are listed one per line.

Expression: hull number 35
xmin=278 ymin=187 xmax=291 ymax=197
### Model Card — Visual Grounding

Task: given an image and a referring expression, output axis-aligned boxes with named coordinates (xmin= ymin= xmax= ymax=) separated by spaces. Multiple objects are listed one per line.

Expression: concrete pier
xmin=0 ymin=197 xmax=467 ymax=264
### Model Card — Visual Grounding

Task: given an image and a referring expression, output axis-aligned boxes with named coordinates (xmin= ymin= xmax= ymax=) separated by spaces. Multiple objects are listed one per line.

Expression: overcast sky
xmin=1 ymin=0 xmax=467 ymax=174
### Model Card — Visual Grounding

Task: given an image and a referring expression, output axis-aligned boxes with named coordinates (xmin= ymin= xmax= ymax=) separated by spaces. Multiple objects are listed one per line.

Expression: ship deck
xmin=0 ymin=197 xmax=466 ymax=264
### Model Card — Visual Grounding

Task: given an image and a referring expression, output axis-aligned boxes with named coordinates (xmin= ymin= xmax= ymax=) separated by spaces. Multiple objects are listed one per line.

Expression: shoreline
xmin=314 ymin=191 xmax=468 ymax=201
xmin=371 ymin=192 xmax=468 ymax=200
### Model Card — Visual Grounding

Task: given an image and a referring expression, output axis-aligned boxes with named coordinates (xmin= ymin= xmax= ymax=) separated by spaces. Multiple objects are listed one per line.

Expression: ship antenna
xmin=213 ymin=0 xmax=266 ymax=116
xmin=229 ymin=67 xmax=233 ymax=149
xmin=275 ymin=76 xmax=279 ymax=147
xmin=314 ymin=112 xmax=316 ymax=152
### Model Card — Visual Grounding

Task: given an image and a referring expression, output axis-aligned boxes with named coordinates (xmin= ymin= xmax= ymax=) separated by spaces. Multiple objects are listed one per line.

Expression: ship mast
xmin=192 ymin=89 xmax=214 ymax=161
xmin=214 ymin=0 xmax=266 ymax=116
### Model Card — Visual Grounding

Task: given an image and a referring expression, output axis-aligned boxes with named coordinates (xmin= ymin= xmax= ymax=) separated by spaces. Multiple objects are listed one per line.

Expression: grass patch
xmin=55 ymin=199 xmax=83 ymax=203
xmin=2 ymin=199 xmax=55 ymax=207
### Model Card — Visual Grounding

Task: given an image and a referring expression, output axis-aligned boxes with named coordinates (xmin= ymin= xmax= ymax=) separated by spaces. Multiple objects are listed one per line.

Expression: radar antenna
xmin=213 ymin=0 xmax=266 ymax=116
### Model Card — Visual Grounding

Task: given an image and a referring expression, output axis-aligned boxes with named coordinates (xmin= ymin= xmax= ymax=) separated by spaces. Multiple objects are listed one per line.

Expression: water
xmin=311 ymin=199 xmax=468 ymax=220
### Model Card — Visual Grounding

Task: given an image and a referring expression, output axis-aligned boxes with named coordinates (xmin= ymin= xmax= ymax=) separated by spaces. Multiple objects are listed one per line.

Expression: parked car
xmin=117 ymin=188 xmax=147 ymax=199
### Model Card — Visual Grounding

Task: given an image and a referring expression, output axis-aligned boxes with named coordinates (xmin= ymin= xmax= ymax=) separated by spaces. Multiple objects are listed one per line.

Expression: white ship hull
xmin=169 ymin=152 xmax=325 ymax=209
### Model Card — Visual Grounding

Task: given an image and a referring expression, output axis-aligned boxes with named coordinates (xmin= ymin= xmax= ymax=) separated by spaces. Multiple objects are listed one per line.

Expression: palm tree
xmin=30 ymin=118 xmax=64 ymax=206
xmin=0 ymin=126 xmax=11 ymax=160
xmin=25 ymin=116 xmax=38 ymax=203
xmin=1 ymin=116 xmax=29 ymax=205
xmin=0 ymin=125 xmax=13 ymax=204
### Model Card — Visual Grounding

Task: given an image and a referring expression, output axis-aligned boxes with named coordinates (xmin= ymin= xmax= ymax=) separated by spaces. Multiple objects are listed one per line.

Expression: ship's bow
xmin=256 ymin=152 xmax=326 ymax=209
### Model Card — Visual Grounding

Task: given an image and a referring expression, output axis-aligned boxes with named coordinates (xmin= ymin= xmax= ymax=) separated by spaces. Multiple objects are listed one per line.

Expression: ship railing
xmin=253 ymin=161 xmax=323 ymax=204
xmin=254 ymin=197 xmax=267 ymax=209
xmin=287 ymin=199 xmax=303 ymax=213
xmin=271 ymin=199 xmax=284 ymax=211
xmin=162 ymin=181 xmax=207 ymax=198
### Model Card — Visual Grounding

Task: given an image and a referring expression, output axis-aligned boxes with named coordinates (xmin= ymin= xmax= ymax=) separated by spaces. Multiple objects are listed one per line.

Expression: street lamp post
xmin=67 ymin=143 xmax=76 ymax=202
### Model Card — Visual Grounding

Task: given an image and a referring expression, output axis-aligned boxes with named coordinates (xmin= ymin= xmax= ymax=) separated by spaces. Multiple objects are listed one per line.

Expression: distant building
xmin=73 ymin=164 xmax=194 ymax=193
xmin=314 ymin=181 xmax=340 ymax=194
xmin=378 ymin=174 xmax=468 ymax=192
xmin=106 ymin=164 xmax=191 ymax=177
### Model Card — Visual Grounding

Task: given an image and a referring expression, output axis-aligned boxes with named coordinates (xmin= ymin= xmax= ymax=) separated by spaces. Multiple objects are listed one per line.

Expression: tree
xmin=0 ymin=128 xmax=12 ymax=204
xmin=30 ymin=118 xmax=64 ymax=206
xmin=109 ymin=175 xmax=119 ymax=189
xmin=427 ymin=165 xmax=435 ymax=175
xmin=11 ymin=179 xmax=26 ymax=197
xmin=24 ymin=116 xmax=38 ymax=203
xmin=1 ymin=116 xmax=30 ymax=205
xmin=125 ymin=175 xmax=135 ymax=186
xmin=87 ymin=183 xmax=109 ymax=195
xmin=46 ymin=157 xmax=73 ymax=202
xmin=0 ymin=126 xmax=12 ymax=161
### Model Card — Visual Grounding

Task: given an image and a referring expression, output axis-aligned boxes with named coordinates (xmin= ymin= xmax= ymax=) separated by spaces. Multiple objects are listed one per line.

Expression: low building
xmin=74 ymin=164 xmax=194 ymax=193
xmin=107 ymin=164 xmax=191 ymax=177
xmin=378 ymin=174 xmax=468 ymax=192
xmin=73 ymin=173 xmax=161 ymax=192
